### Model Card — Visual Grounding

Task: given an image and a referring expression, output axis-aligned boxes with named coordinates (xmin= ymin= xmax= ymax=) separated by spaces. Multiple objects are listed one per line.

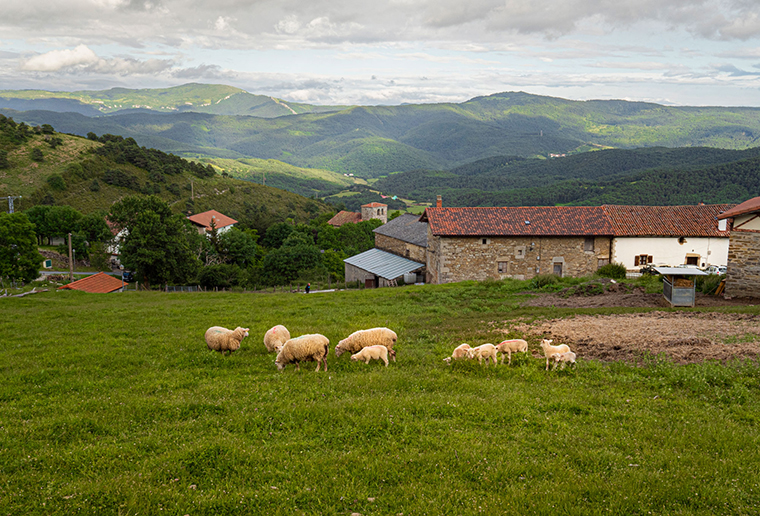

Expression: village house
xmin=419 ymin=198 xmax=733 ymax=284
xmin=328 ymin=202 xmax=388 ymax=227
xmin=718 ymin=196 xmax=760 ymax=298
xmin=186 ymin=210 xmax=237 ymax=235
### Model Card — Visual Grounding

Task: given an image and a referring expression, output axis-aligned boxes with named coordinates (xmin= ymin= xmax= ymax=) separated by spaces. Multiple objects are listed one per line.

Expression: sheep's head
xmin=335 ymin=341 xmax=347 ymax=357
xmin=443 ymin=357 xmax=452 ymax=364
xmin=550 ymin=352 xmax=562 ymax=363
xmin=540 ymin=338 xmax=553 ymax=349
xmin=350 ymin=354 xmax=359 ymax=362
xmin=235 ymin=327 xmax=250 ymax=339
xmin=465 ymin=348 xmax=476 ymax=359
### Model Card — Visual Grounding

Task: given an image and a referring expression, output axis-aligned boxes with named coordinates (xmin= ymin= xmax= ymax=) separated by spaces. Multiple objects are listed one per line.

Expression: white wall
xmin=613 ymin=237 xmax=729 ymax=269
xmin=734 ymin=214 xmax=760 ymax=231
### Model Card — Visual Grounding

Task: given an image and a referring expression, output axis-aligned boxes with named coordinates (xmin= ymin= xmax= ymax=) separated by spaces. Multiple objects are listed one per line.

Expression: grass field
xmin=2 ymin=281 xmax=760 ymax=515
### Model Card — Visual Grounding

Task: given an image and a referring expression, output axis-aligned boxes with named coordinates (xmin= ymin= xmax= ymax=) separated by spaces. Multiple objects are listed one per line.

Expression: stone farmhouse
xmin=718 ymin=196 xmax=760 ymax=298
xmin=328 ymin=202 xmax=388 ymax=227
xmin=419 ymin=202 xmax=734 ymax=284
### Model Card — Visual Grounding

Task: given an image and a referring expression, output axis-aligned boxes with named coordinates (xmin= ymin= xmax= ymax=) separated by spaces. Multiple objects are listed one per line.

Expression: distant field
xmin=2 ymin=280 xmax=759 ymax=514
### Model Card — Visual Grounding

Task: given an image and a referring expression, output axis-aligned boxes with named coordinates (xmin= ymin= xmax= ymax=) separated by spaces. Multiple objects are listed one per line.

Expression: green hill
xmin=0 ymin=114 xmax=332 ymax=230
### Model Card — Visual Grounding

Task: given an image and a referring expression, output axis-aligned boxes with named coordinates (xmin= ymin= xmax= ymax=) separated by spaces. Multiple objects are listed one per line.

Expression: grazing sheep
xmin=335 ymin=327 xmax=398 ymax=361
xmin=550 ymin=351 xmax=577 ymax=370
xmin=466 ymin=343 xmax=498 ymax=365
xmin=540 ymin=339 xmax=571 ymax=371
xmin=204 ymin=326 xmax=249 ymax=355
xmin=350 ymin=345 xmax=391 ymax=367
xmin=263 ymin=325 xmax=290 ymax=353
xmin=443 ymin=343 xmax=471 ymax=365
xmin=275 ymin=334 xmax=330 ymax=372
xmin=495 ymin=339 xmax=528 ymax=365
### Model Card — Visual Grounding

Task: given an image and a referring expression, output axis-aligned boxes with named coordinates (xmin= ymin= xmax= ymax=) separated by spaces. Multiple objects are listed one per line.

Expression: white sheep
xmin=550 ymin=351 xmax=577 ymax=370
xmin=204 ymin=326 xmax=249 ymax=355
xmin=540 ymin=339 xmax=571 ymax=371
xmin=335 ymin=327 xmax=397 ymax=361
xmin=495 ymin=339 xmax=528 ymax=365
xmin=275 ymin=334 xmax=330 ymax=372
xmin=443 ymin=343 xmax=471 ymax=365
xmin=350 ymin=345 xmax=392 ymax=367
xmin=465 ymin=343 xmax=498 ymax=365
xmin=263 ymin=325 xmax=290 ymax=353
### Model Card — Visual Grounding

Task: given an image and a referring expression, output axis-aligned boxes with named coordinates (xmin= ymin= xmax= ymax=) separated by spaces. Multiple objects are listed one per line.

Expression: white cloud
xmin=20 ymin=45 xmax=174 ymax=75
xmin=21 ymin=45 xmax=99 ymax=71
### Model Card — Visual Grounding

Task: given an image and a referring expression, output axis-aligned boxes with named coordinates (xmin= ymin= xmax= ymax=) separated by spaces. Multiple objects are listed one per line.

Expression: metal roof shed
xmin=654 ymin=267 xmax=708 ymax=307
xmin=344 ymin=248 xmax=425 ymax=287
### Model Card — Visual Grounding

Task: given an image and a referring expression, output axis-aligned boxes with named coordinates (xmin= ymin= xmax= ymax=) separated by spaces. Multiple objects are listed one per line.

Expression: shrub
xmin=46 ymin=173 xmax=66 ymax=191
xmin=597 ymin=262 xmax=627 ymax=280
xmin=696 ymin=273 xmax=723 ymax=294
xmin=31 ymin=148 xmax=44 ymax=162
xmin=530 ymin=273 xmax=560 ymax=289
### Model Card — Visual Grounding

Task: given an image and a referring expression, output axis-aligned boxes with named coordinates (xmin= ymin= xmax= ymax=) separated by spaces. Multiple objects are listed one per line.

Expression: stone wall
xmin=427 ymin=233 xmax=612 ymax=284
xmin=725 ymin=230 xmax=760 ymax=298
xmin=375 ymin=234 xmax=427 ymax=263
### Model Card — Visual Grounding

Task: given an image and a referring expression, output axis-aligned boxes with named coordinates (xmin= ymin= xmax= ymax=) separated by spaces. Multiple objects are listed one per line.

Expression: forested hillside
xmin=2 ymin=86 xmax=759 ymax=181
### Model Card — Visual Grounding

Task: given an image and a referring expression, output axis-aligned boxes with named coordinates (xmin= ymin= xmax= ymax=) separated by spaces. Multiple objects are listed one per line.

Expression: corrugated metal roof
xmin=344 ymin=248 xmax=424 ymax=280
xmin=654 ymin=267 xmax=708 ymax=276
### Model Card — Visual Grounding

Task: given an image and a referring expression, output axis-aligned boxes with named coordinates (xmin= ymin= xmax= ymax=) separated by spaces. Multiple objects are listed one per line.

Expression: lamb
xmin=263 ymin=325 xmax=290 ymax=353
xmin=465 ymin=343 xmax=498 ymax=365
xmin=550 ymin=351 xmax=577 ymax=370
xmin=495 ymin=339 xmax=529 ymax=365
xmin=275 ymin=334 xmax=330 ymax=372
xmin=540 ymin=339 xmax=571 ymax=371
xmin=204 ymin=326 xmax=249 ymax=355
xmin=335 ymin=327 xmax=398 ymax=361
xmin=443 ymin=343 xmax=471 ymax=365
xmin=350 ymin=345 xmax=392 ymax=367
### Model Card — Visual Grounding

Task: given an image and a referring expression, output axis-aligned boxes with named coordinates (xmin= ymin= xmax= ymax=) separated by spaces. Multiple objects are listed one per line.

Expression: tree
xmin=218 ymin=227 xmax=259 ymax=267
xmin=109 ymin=195 xmax=201 ymax=289
xmin=262 ymin=232 xmax=322 ymax=285
xmin=261 ymin=222 xmax=293 ymax=249
xmin=0 ymin=212 xmax=42 ymax=284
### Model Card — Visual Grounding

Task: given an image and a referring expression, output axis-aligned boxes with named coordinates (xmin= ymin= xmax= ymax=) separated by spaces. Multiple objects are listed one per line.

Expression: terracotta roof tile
xmin=327 ymin=210 xmax=363 ymax=226
xmin=603 ymin=204 xmax=733 ymax=237
xmin=186 ymin=210 xmax=238 ymax=231
xmin=58 ymin=272 xmax=125 ymax=293
xmin=361 ymin=202 xmax=388 ymax=208
xmin=717 ymin=196 xmax=760 ymax=219
xmin=421 ymin=206 xmax=613 ymax=236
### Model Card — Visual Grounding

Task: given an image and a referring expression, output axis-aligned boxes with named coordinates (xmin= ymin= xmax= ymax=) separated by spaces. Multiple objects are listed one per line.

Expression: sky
xmin=1 ymin=0 xmax=760 ymax=107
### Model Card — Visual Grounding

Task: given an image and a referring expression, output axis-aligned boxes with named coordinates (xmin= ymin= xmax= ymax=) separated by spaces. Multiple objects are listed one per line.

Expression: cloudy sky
xmin=2 ymin=0 xmax=760 ymax=106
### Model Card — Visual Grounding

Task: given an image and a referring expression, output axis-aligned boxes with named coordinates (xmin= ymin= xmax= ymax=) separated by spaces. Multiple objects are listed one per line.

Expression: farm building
xmin=58 ymin=272 xmax=126 ymax=293
xmin=327 ymin=202 xmax=388 ymax=227
xmin=373 ymin=213 xmax=428 ymax=263
xmin=344 ymin=248 xmax=425 ymax=288
xmin=186 ymin=210 xmax=237 ymax=235
xmin=718 ymin=196 xmax=760 ymax=298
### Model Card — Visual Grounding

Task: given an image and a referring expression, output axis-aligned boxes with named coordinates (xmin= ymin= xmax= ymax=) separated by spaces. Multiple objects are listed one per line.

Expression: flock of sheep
xmin=204 ymin=325 xmax=398 ymax=371
xmin=203 ymin=325 xmax=576 ymax=372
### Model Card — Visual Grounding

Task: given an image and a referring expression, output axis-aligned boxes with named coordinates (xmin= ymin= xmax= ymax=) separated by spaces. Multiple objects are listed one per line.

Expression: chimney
xmin=436 ymin=195 xmax=442 ymax=208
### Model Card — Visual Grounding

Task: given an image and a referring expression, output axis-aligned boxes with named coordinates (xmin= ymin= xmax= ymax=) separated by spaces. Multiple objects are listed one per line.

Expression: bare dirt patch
xmin=508 ymin=312 xmax=760 ymax=364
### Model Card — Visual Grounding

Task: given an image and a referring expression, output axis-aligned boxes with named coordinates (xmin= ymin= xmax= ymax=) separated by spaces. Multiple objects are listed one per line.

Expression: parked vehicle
xmin=705 ymin=265 xmax=727 ymax=275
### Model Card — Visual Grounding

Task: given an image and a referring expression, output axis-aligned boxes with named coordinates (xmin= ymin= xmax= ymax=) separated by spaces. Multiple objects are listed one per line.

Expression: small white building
xmin=186 ymin=210 xmax=238 ymax=235
xmin=603 ymin=204 xmax=733 ymax=270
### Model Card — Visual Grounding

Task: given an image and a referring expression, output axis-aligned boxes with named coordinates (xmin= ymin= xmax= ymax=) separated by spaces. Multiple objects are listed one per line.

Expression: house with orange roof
xmin=718 ymin=196 xmax=760 ymax=298
xmin=327 ymin=202 xmax=388 ymax=227
xmin=57 ymin=272 xmax=126 ymax=293
xmin=187 ymin=210 xmax=238 ymax=235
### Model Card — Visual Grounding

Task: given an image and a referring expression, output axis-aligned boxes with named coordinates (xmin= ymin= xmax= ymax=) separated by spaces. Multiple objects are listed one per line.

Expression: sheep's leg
xmin=508 ymin=352 xmax=512 ymax=366
xmin=315 ymin=360 xmax=321 ymax=372
xmin=295 ymin=362 xmax=301 ymax=371
xmin=545 ymin=358 xmax=549 ymax=371
xmin=382 ymin=356 xmax=388 ymax=367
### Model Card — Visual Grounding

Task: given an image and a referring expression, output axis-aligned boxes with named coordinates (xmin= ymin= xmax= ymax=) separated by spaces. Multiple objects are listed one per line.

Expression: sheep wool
xmin=263 ymin=325 xmax=291 ymax=353
xmin=495 ymin=339 xmax=529 ymax=365
xmin=335 ymin=327 xmax=398 ymax=360
xmin=443 ymin=343 xmax=471 ymax=365
xmin=466 ymin=343 xmax=498 ymax=365
xmin=205 ymin=326 xmax=249 ymax=355
xmin=275 ymin=334 xmax=330 ymax=372
xmin=551 ymin=351 xmax=577 ymax=370
xmin=351 ymin=345 xmax=390 ymax=367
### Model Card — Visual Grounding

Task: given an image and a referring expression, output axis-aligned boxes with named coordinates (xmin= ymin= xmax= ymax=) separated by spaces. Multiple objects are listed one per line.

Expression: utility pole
xmin=190 ymin=180 xmax=194 ymax=201
xmin=0 ymin=195 xmax=21 ymax=213
xmin=68 ymin=233 xmax=74 ymax=281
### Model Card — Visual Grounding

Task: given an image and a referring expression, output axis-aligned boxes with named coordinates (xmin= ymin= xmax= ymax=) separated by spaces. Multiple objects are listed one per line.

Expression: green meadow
xmin=2 ymin=281 xmax=760 ymax=515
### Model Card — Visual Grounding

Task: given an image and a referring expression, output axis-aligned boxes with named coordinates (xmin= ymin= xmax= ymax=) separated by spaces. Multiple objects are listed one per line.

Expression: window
xmin=482 ymin=238 xmax=488 ymax=245
xmin=584 ymin=237 xmax=594 ymax=252
xmin=597 ymin=258 xmax=609 ymax=268
xmin=686 ymin=256 xmax=699 ymax=265
xmin=634 ymin=255 xmax=652 ymax=266
xmin=553 ymin=262 xmax=563 ymax=276
xmin=498 ymin=262 xmax=508 ymax=274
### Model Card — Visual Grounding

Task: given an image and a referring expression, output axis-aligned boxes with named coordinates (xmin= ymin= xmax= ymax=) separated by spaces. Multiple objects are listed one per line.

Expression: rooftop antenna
xmin=0 ymin=195 xmax=21 ymax=213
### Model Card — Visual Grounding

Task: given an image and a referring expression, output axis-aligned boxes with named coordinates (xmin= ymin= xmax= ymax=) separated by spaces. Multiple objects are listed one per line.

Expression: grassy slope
xmin=0 ymin=130 xmax=332 ymax=219
xmin=1 ymin=282 xmax=759 ymax=514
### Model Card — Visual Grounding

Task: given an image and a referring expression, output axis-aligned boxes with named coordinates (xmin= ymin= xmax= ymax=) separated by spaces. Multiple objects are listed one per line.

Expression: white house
xmin=603 ymin=204 xmax=733 ymax=270
xmin=186 ymin=210 xmax=238 ymax=235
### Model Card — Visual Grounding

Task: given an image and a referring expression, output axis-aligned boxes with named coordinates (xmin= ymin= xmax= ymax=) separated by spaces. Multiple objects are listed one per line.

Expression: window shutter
xmin=648 ymin=256 xmax=653 ymax=264
xmin=634 ymin=256 xmax=640 ymax=266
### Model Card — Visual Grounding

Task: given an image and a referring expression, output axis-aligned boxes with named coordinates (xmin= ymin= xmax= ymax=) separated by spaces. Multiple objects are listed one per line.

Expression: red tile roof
xmin=327 ymin=210 xmax=363 ymax=227
xmin=421 ymin=206 xmax=613 ymax=236
xmin=58 ymin=272 xmax=125 ymax=293
xmin=603 ymin=204 xmax=734 ymax=237
xmin=186 ymin=210 xmax=238 ymax=231
xmin=717 ymin=196 xmax=760 ymax=220
xmin=361 ymin=202 xmax=388 ymax=208
xmin=420 ymin=204 xmax=734 ymax=238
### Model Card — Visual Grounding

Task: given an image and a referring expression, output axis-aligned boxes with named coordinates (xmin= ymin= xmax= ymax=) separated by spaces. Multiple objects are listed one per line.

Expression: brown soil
xmin=504 ymin=281 xmax=760 ymax=364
